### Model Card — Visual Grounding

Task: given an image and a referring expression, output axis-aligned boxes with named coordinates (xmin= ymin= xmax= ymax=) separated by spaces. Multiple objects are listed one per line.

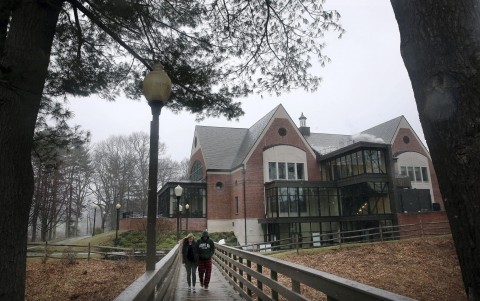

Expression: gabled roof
xmin=231 ymin=106 xmax=277 ymax=168
xmin=305 ymin=133 xmax=352 ymax=155
xmin=194 ymin=126 xmax=248 ymax=170
xmin=361 ymin=116 xmax=403 ymax=144
xmin=193 ymin=105 xmax=417 ymax=169
xmin=194 ymin=106 xmax=278 ymax=170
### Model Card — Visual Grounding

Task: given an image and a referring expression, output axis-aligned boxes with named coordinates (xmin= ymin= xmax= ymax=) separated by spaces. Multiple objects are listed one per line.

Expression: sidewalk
xmin=173 ymin=262 xmax=244 ymax=300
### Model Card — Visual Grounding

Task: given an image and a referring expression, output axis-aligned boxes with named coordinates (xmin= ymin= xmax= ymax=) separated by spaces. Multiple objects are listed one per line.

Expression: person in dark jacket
xmin=196 ymin=230 xmax=215 ymax=290
xmin=182 ymin=233 xmax=199 ymax=292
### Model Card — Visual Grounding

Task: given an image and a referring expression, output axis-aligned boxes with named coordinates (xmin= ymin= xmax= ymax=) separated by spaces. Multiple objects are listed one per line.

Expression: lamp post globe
xmin=92 ymin=204 xmax=98 ymax=236
xmin=143 ymin=63 xmax=172 ymax=271
xmin=174 ymin=185 xmax=183 ymax=241
xmin=115 ymin=203 xmax=121 ymax=246
xmin=185 ymin=204 xmax=190 ymax=231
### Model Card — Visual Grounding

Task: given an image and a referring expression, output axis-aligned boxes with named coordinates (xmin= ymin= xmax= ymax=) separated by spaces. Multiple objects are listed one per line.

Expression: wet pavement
xmin=173 ymin=262 xmax=244 ymax=300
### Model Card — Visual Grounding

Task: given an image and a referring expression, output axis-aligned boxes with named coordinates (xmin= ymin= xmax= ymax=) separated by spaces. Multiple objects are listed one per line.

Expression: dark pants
xmin=198 ymin=258 xmax=212 ymax=287
xmin=185 ymin=260 xmax=197 ymax=287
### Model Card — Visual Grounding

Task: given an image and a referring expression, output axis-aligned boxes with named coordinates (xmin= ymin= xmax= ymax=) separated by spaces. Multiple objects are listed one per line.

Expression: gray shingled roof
xmin=231 ymin=106 xmax=277 ymax=168
xmin=195 ymin=126 xmax=248 ymax=170
xmin=195 ymin=104 xmax=405 ymax=169
xmin=305 ymin=133 xmax=353 ymax=155
xmin=361 ymin=116 xmax=403 ymax=144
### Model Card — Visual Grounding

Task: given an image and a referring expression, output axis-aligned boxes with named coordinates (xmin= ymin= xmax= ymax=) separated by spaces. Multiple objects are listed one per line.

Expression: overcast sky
xmin=68 ymin=1 xmax=424 ymax=162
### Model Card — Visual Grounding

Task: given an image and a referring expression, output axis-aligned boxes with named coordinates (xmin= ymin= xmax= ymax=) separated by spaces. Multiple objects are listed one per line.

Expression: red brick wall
xmin=189 ymin=148 xmax=207 ymax=180
xmin=201 ymin=117 xmax=321 ymax=221
xmin=392 ymin=128 xmax=444 ymax=209
xmin=206 ymin=173 xmax=232 ymax=219
xmin=396 ymin=212 xmax=451 ymax=237
xmin=120 ymin=217 xmax=206 ymax=232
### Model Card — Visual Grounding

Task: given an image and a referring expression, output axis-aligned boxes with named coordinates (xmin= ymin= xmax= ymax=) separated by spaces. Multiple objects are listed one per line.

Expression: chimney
xmin=299 ymin=113 xmax=310 ymax=136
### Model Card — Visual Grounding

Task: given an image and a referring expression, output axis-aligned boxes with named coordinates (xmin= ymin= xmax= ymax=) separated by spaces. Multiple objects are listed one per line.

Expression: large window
xmin=269 ymin=162 xmax=305 ymax=181
xmin=400 ymin=165 xmax=429 ymax=182
xmin=266 ymin=186 xmax=338 ymax=218
xmin=190 ymin=160 xmax=203 ymax=181
xmin=324 ymin=148 xmax=387 ymax=180
xmin=339 ymin=182 xmax=391 ymax=216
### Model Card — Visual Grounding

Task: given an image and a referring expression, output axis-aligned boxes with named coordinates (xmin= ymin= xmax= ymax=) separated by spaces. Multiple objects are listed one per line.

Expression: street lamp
xmin=143 ymin=63 xmax=172 ymax=271
xmin=185 ymin=204 xmax=190 ymax=231
xmin=92 ymin=204 xmax=98 ymax=236
xmin=115 ymin=203 xmax=121 ymax=246
xmin=174 ymin=185 xmax=183 ymax=241
xmin=179 ymin=204 xmax=183 ymax=237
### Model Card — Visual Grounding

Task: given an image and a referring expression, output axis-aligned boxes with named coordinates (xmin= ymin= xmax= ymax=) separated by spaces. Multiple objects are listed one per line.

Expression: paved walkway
xmin=173 ymin=262 xmax=244 ymax=300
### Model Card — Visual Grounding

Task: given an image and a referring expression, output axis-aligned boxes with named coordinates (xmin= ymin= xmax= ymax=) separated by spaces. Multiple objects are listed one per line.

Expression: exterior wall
xmin=119 ymin=217 xmax=175 ymax=231
xmin=120 ymin=217 xmax=207 ymax=232
xmin=392 ymin=127 xmax=444 ymax=209
xmin=206 ymin=172 xmax=232 ymax=220
xmin=263 ymin=145 xmax=308 ymax=182
xmin=231 ymin=218 xmax=264 ymax=245
xmin=208 ymin=219 xmax=234 ymax=233
xmin=189 ymin=148 xmax=207 ymax=180
xmin=396 ymin=211 xmax=450 ymax=237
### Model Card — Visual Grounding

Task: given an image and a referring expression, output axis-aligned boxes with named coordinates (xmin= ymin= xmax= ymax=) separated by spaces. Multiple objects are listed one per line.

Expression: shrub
xmin=61 ymin=247 xmax=78 ymax=265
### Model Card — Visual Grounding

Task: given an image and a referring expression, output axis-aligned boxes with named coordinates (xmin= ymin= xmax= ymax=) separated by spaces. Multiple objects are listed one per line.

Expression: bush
xmin=61 ymin=247 xmax=78 ymax=265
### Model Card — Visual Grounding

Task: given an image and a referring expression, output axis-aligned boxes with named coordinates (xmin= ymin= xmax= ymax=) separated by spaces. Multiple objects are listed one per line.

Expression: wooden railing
xmin=114 ymin=244 xmax=181 ymax=301
xmin=26 ymin=242 xmax=167 ymax=260
xmin=214 ymin=243 xmax=415 ymax=301
xmin=239 ymin=220 xmax=451 ymax=252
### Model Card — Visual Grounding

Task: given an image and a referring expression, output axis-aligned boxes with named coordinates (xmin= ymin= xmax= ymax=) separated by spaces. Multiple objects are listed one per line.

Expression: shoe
xmin=204 ymin=286 xmax=209 ymax=291
xmin=187 ymin=286 xmax=191 ymax=291
xmin=200 ymin=282 xmax=204 ymax=288
xmin=193 ymin=288 xmax=196 ymax=293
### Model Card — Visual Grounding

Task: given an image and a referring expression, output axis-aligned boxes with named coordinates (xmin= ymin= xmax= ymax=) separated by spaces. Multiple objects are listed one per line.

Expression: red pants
xmin=198 ymin=258 xmax=212 ymax=288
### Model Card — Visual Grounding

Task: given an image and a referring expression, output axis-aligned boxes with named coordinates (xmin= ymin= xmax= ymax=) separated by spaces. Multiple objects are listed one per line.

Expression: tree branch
xmin=67 ymin=0 xmax=153 ymax=70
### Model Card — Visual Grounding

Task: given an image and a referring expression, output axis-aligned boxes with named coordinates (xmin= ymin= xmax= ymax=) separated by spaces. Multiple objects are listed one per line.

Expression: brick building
xmin=158 ymin=104 xmax=444 ymax=245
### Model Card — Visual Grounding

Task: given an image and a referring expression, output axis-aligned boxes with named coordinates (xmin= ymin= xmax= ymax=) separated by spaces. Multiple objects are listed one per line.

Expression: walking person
xmin=196 ymin=230 xmax=215 ymax=290
xmin=182 ymin=233 xmax=199 ymax=292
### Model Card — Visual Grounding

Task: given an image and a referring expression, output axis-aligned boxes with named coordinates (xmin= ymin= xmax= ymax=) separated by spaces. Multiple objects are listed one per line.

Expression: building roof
xmin=361 ymin=116 xmax=404 ymax=144
xmin=194 ymin=105 xmax=409 ymax=170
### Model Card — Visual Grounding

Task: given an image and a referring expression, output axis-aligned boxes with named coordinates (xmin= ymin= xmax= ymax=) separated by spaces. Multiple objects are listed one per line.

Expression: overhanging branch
xmin=67 ymin=0 xmax=153 ymax=70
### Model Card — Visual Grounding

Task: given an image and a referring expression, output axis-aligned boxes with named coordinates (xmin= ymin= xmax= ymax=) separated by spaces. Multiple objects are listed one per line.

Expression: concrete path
xmin=173 ymin=262 xmax=244 ymax=300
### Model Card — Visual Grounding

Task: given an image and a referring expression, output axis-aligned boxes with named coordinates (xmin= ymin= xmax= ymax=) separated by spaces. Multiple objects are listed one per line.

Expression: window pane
xmin=297 ymin=163 xmax=305 ymax=180
xmin=268 ymin=162 xmax=277 ymax=180
xmin=407 ymin=167 xmax=414 ymax=181
xmin=400 ymin=166 xmax=407 ymax=176
xmin=288 ymin=163 xmax=296 ymax=179
xmin=289 ymin=188 xmax=298 ymax=216
xmin=414 ymin=167 xmax=421 ymax=182
xmin=278 ymin=162 xmax=286 ymax=179
xmin=279 ymin=188 xmax=288 ymax=216
xmin=421 ymin=167 xmax=429 ymax=182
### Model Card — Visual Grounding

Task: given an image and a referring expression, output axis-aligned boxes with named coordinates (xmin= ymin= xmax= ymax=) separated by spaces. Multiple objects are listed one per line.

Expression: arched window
xmin=190 ymin=160 xmax=203 ymax=181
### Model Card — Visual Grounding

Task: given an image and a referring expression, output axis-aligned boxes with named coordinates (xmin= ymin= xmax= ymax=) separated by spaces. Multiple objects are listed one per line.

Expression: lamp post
xmin=185 ymin=204 xmax=190 ymax=231
xmin=143 ymin=63 xmax=172 ymax=271
xmin=179 ymin=204 xmax=183 ymax=237
xmin=92 ymin=205 xmax=97 ymax=236
xmin=174 ymin=185 xmax=183 ymax=241
xmin=115 ymin=203 xmax=121 ymax=246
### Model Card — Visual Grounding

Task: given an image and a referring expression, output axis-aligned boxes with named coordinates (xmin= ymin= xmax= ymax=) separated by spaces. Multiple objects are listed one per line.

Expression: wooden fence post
xmin=88 ymin=243 xmax=91 ymax=261
xmin=379 ymin=224 xmax=383 ymax=242
xmin=337 ymin=229 xmax=342 ymax=247
xmin=271 ymin=270 xmax=278 ymax=301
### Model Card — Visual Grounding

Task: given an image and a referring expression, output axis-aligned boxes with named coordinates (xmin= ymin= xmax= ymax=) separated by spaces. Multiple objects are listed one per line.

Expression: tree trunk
xmin=0 ymin=1 xmax=62 ymax=299
xmin=390 ymin=1 xmax=480 ymax=299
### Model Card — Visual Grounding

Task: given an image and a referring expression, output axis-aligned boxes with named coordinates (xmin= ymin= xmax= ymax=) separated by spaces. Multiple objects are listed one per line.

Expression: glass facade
xmin=263 ymin=145 xmax=395 ymax=245
xmin=324 ymin=149 xmax=386 ymax=181
xmin=158 ymin=184 xmax=206 ymax=218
